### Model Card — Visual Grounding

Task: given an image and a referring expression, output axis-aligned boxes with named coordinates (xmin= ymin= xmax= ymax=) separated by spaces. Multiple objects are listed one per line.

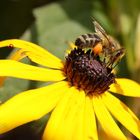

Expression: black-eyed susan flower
xmin=0 ymin=38 xmax=140 ymax=140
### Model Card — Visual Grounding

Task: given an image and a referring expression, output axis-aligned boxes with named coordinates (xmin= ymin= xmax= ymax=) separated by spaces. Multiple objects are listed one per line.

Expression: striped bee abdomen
xmin=75 ymin=33 xmax=101 ymax=49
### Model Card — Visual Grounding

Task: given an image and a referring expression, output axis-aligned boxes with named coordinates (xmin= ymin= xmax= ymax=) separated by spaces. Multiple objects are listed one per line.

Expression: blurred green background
xmin=0 ymin=0 xmax=140 ymax=139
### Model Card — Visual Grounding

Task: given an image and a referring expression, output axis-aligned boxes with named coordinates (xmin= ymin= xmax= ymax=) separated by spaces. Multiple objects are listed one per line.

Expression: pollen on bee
xmin=92 ymin=43 xmax=102 ymax=55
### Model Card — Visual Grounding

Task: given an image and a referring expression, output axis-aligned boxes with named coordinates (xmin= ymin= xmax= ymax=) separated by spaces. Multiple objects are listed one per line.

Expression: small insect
xmin=75 ymin=19 xmax=125 ymax=68
xmin=8 ymin=44 xmax=14 ymax=48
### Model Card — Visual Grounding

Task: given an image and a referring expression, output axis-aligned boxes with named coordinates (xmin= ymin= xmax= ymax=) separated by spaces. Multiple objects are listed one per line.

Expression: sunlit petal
xmin=84 ymin=96 xmax=98 ymax=140
xmin=0 ymin=60 xmax=65 ymax=81
xmin=65 ymin=42 xmax=77 ymax=54
xmin=43 ymin=87 xmax=85 ymax=140
xmin=68 ymin=42 xmax=77 ymax=49
xmin=0 ymin=49 xmax=27 ymax=86
xmin=103 ymin=92 xmax=140 ymax=139
xmin=93 ymin=95 xmax=127 ymax=140
xmin=0 ymin=81 xmax=69 ymax=134
xmin=9 ymin=49 xmax=27 ymax=61
xmin=0 ymin=39 xmax=63 ymax=69
xmin=43 ymin=87 xmax=74 ymax=140
xmin=109 ymin=78 xmax=140 ymax=97
xmin=25 ymin=51 xmax=64 ymax=69
xmin=71 ymin=90 xmax=85 ymax=140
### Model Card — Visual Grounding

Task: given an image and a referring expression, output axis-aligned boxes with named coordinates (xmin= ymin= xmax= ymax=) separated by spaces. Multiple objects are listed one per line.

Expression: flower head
xmin=0 ymin=37 xmax=140 ymax=139
xmin=64 ymin=48 xmax=115 ymax=95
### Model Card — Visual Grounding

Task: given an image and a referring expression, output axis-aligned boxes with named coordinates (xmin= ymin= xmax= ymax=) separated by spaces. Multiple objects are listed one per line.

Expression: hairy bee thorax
xmin=63 ymin=48 xmax=115 ymax=96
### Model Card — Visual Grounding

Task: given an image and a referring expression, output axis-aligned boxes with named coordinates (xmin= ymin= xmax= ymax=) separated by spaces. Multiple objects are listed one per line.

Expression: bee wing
xmin=92 ymin=20 xmax=106 ymax=35
xmin=92 ymin=19 xmax=109 ymax=45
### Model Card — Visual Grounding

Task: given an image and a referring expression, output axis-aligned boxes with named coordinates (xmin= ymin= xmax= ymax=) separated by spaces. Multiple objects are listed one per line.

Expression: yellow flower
xmin=0 ymin=39 xmax=140 ymax=140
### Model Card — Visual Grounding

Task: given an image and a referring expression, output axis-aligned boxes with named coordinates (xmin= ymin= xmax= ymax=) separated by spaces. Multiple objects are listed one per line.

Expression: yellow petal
xmin=0 ymin=81 xmax=69 ymax=134
xmin=0 ymin=60 xmax=65 ymax=81
xmin=43 ymin=87 xmax=85 ymax=140
xmin=103 ymin=92 xmax=140 ymax=139
xmin=25 ymin=51 xmax=64 ymax=69
xmin=93 ymin=95 xmax=127 ymax=140
xmin=9 ymin=49 xmax=27 ymax=61
xmin=71 ymin=90 xmax=85 ymax=140
xmin=0 ymin=49 xmax=27 ymax=86
xmin=65 ymin=42 xmax=77 ymax=54
xmin=0 ymin=39 xmax=63 ymax=69
xmin=84 ymin=96 xmax=98 ymax=140
xmin=43 ymin=87 xmax=74 ymax=140
xmin=68 ymin=42 xmax=77 ymax=49
xmin=109 ymin=78 xmax=140 ymax=97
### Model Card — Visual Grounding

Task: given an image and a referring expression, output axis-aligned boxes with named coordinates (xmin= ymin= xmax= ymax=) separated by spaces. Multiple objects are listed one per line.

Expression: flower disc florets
xmin=64 ymin=48 xmax=115 ymax=95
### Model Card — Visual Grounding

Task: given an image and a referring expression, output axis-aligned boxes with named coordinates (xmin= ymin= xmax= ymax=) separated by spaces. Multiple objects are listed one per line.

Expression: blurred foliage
xmin=0 ymin=0 xmax=140 ymax=139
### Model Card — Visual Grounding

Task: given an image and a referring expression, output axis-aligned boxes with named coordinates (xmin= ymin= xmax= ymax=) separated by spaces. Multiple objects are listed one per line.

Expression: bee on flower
xmin=0 ymin=20 xmax=140 ymax=140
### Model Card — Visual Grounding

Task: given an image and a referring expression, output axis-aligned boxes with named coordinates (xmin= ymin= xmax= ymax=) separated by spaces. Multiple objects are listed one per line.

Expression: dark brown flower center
xmin=63 ymin=48 xmax=115 ymax=96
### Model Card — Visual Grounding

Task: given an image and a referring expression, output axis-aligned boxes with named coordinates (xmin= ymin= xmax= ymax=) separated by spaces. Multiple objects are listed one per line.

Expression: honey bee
xmin=75 ymin=19 xmax=125 ymax=68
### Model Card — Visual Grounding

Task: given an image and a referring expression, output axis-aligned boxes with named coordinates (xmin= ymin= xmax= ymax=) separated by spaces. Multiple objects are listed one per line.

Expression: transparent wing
xmin=92 ymin=19 xmax=106 ymax=35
